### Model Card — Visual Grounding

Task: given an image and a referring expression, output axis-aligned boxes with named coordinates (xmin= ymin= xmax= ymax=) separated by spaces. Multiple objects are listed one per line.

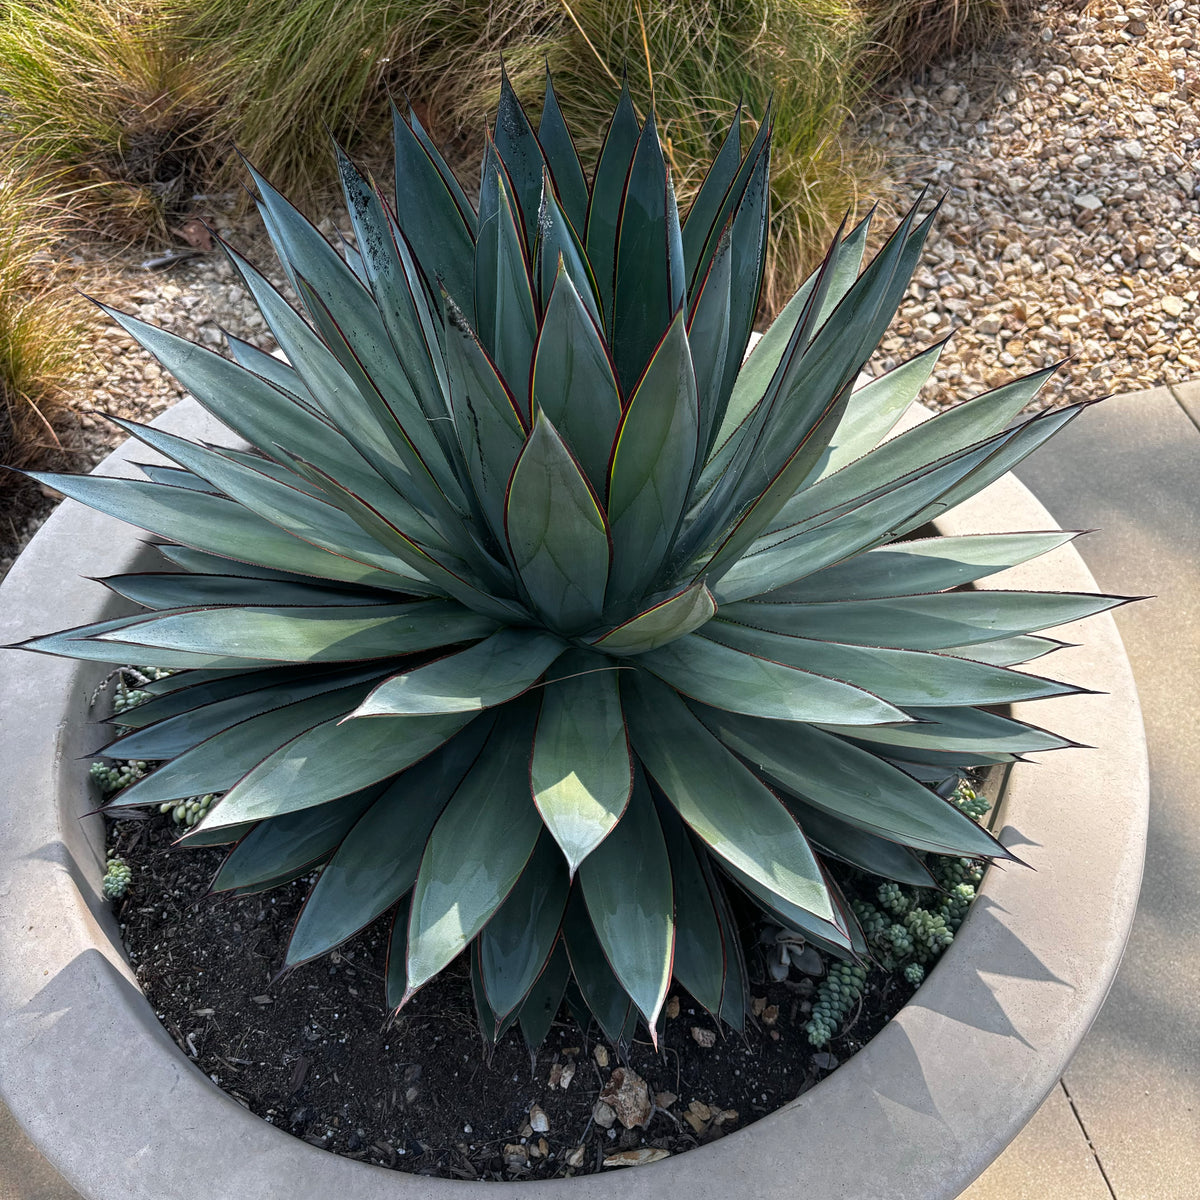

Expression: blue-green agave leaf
xmin=391 ymin=101 xmax=475 ymax=318
xmin=531 ymin=650 xmax=633 ymax=877
xmin=530 ymin=265 xmax=621 ymax=491
xmin=657 ymin=802 xmax=725 ymax=1017
xmin=442 ymin=302 xmax=527 ymax=544
xmin=22 ymin=609 xmax=267 ymax=671
xmin=942 ymin=634 xmax=1068 ymax=666
xmin=722 ymin=589 xmax=1129 ymax=650
xmin=680 ymin=102 xmax=742 ymax=291
xmin=779 ymin=794 xmax=936 ymax=889
xmin=588 ymin=579 xmax=716 ymax=656
xmin=94 ymin=599 xmax=493 ymax=664
xmin=517 ymin=939 xmax=572 ymax=1050
xmin=695 ymin=704 xmax=1011 ymax=858
xmin=107 ymin=417 xmax=439 ymax=585
xmin=506 ymin=411 xmax=611 ymax=633
xmin=640 ymin=633 xmax=909 ymax=725
xmin=103 ymin=662 xmax=310 ymax=729
xmin=624 ymin=673 xmax=834 ymax=920
xmin=809 ymin=337 xmax=945 ymax=483
xmin=352 ymin=627 xmax=565 ymax=717
xmin=685 ymin=221 xmax=733 ymax=471
xmin=585 ymin=78 xmax=640 ymax=333
xmin=536 ymin=70 xmax=589 ymax=232
xmin=152 ymin=544 xmax=340 ymax=587
xmin=385 ymin=897 xmax=415 ymax=1010
xmin=204 ymin=708 xmax=477 ymax=830
xmin=107 ymin=680 xmax=383 ymax=808
xmin=767 ymin=531 xmax=1080 ymax=603
xmin=132 ymin=462 xmax=220 ymax=494
xmin=689 ymin=103 xmax=771 ymax=312
xmin=285 ymin=717 xmax=494 ymax=965
xmin=211 ymin=787 xmax=379 ymax=893
xmin=823 ymin=705 xmax=1078 ymax=757
xmin=292 ymin=273 xmax=471 ymax=526
xmin=716 ymin=428 xmax=1031 ymax=601
xmin=276 ymin=450 xmax=525 ymax=622
xmin=702 ymin=620 xmax=1083 ymax=708
xmin=494 ymin=66 xmax=547 ymax=246
xmin=535 ymin=169 xmax=601 ymax=325
xmin=222 ymin=332 xmax=317 ymax=410
xmin=99 ymin=571 xmax=389 ymax=612
xmin=722 ymin=856 xmax=855 ymax=956
xmin=475 ymin=165 xmax=538 ymax=401
xmin=605 ymin=310 xmax=699 ymax=603
xmin=698 ymin=254 xmax=819 ymax=500
xmin=612 ymin=110 xmax=686 ymax=393
xmin=471 ymin=941 xmax=518 ymax=1045
xmin=333 ymin=145 xmax=463 ymax=475
xmin=479 ymin=832 xmax=570 ymax=1023
xmin=405 ymin=704 xmax=542 ymax=998
xmin=406 ymin=100 xmax=477 ymax=238
xmin=101 ymin=665 xmax=390 ymax=760
xmin=25 ymin=472 xmax=412 ymax=591
xmin=773 ymin=364 xmax=1060 ymax=534
xmin=562 ymin=887 xmax=635 ymax=1045
xmin=891 ymin=403 xmax=1085 ymax=539
xmin=98 ymin=300 xmax=420 ymax=525
xmin=691 ymin=199 xmax=937 ymax=568
xmin=216 ymin=237 xmax=445 ymax=515
xmin=578 ymin=771 xmax=673 ymax=1034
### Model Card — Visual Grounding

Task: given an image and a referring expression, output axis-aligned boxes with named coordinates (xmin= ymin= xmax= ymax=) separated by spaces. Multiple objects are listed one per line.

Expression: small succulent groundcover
xmin=17 ymin=73 xmax=1124 ymax=1051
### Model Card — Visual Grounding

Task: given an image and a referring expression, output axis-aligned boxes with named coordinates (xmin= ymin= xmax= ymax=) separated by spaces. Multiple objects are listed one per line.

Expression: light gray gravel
xmin=862 ymin=0 xmax=1200 ymax=408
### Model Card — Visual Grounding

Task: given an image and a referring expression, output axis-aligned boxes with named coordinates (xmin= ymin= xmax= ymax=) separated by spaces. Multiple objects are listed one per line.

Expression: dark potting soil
xmin=108 ymin=813 xmax=920 ymax=1181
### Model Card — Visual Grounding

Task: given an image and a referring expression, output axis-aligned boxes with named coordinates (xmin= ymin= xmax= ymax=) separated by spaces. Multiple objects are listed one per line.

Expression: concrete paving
xmin=963 ymin=382 xmax=1200 ymax=1200
xmin=0 ymin=1105 xmax=78 ymax=1200
xmin=0 ymin=384 xmax=1193 ymax=1199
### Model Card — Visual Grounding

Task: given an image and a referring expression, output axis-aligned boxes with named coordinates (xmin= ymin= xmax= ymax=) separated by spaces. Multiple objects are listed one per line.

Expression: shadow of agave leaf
xmin=996 ymin=820 xmax=1044 ymax=853
xmin=852 ymin=1022 xmax=944 ymax=1124
xmin=906 ymin=895 xmax=1072 ymax=1055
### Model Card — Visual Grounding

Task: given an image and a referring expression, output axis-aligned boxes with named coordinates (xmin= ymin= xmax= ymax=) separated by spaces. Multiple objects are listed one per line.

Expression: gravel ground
xmin=3 ymin=0 xmax=1197 ymax=576
xmin=1 ymin=227 xmax=279 ymax=576
xmin=865 ymin=0 xmax=1200 ymax=407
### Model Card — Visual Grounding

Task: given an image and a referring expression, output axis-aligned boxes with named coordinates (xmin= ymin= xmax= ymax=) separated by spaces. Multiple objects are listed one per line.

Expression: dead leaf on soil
xmin=172 ymin=218 xmax=213 ymax=252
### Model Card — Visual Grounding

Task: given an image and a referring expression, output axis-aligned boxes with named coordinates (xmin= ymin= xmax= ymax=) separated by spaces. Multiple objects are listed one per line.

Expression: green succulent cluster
xmin=861 ymin=853 xmax=984 ymax=963
xmin=949 ymin=780 xmax=990 ymax=821
xmin=112 ymin=667 xmax=173 ymax=711
xmin=102 ymin=857 xmax=132 ymax=901
xmin=90 ymin=759 xmax=149 ymax=794
xmin=159 ymin=793 xmax=217 ymax=828
xmin=805 ymin=781 xmax=990 ymax=1046
xmin=112 ymin=687 xmax=152 ymax=714
xmin=806 ymin=960 xmax=869 ymax=1047
xmin=18 ymin=74 xmax=1120 ymax=1048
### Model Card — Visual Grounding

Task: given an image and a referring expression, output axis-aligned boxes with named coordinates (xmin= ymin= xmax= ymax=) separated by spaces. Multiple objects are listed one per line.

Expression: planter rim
xmin=0 ymin=399 xmax=1148 ymax=1200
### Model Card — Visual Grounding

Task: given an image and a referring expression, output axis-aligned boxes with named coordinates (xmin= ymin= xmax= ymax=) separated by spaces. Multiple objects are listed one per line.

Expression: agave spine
xmin=16 ymin=71 xmax=1126 ymax=1048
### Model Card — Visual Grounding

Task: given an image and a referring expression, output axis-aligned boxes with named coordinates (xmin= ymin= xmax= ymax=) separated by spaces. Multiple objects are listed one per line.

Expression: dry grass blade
xmin=862 ymin=0 xmax=1036 ymax=78
xmin=0 ymin=161 xmax=94 ymax=517
xmin=0 ymin=0 xmax=219 ymax=241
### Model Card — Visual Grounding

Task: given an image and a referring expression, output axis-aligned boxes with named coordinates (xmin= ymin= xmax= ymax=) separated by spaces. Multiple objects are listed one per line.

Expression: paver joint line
xmin=1059 ymin=1079 xmax=1118 ymax=1200
xmin=1167 ymin=384 xmax=1200 ymax=439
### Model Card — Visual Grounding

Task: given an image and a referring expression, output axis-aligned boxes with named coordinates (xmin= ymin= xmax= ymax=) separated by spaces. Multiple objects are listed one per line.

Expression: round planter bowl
xmin=0 ymin=399 xmax=1147 ymax=1200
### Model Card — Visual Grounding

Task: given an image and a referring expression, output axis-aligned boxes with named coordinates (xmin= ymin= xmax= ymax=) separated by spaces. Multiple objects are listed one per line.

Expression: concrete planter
xmin=0 ymin=399 xmax=1148 ymax=1200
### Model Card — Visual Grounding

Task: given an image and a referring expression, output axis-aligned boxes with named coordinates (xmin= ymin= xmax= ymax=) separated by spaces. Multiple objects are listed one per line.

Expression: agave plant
xmin=16 ymin=73 xmax=1123 ymax=1049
